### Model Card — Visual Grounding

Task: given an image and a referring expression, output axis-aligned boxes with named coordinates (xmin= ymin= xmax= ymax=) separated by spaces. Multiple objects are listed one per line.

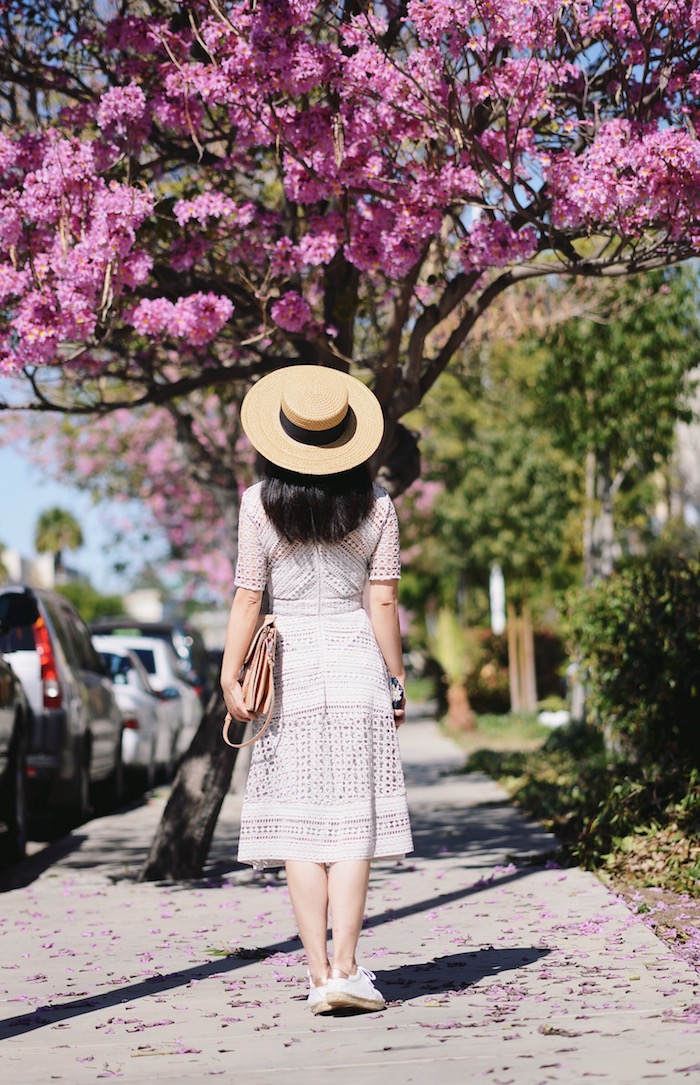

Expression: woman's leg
xmin=285 ymin=860 xmax=330 ymax=986
xmin=328 ymin=859 xmax=371 ymax=976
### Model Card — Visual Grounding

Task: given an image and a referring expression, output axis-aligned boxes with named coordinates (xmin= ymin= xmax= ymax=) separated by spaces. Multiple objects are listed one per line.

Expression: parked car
xmin=90 ymin=633 xmax=203 ymax=756
xmin=92 ymin=638 xmax=177 ymax=790
xmin=0 ymin=590 xmax=39 ymax=863
xmin=89 ymin=618 xmax=215 ymax=701
xmin=0 ymin=586 xmax=124 ymax=825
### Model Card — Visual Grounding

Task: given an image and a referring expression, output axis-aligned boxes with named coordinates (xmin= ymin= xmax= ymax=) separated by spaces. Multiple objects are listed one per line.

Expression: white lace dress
xmin=234 ymin=481 xmax=413 ymax=869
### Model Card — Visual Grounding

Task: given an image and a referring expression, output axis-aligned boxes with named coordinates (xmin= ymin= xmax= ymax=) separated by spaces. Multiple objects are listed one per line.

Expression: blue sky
xmin=0 ymin=443 xmax=150 ymax=593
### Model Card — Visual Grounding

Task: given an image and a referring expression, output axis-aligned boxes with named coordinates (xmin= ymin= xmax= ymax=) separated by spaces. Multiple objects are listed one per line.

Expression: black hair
xmin=261 ymin=461 xmax=375 ymax=544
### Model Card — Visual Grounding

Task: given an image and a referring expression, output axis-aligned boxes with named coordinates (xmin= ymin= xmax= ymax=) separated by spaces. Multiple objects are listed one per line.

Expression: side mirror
xmin=0 ymin=590 xmax=40 ymax=638
xmin=158 ymin=687 xmax=181 ymax=701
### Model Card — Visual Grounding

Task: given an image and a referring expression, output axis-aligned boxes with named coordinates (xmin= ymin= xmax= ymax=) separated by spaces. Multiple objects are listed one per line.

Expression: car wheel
xmin=103 ymin=733 xmax=124 ymax=811
xmin=107 ymin=732 xmax=125 ymax=808
xmin=145 ymin=741 xmax=156 ymax=791
xmin=7 ymin=726 xmax=27 ymax=864
xmin=127 ymin=744 xmax=156 ymax=795
xmin=74 ymin=748 xmax=92 ymax=824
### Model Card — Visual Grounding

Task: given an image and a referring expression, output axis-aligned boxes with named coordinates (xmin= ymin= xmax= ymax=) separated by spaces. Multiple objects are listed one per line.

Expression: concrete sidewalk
xmin=1 ymin=718 xmax=699 ymax=1084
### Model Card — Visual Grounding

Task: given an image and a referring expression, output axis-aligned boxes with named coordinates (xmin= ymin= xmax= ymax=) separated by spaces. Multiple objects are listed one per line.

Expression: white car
xmin=93 ymin=634 xmax=203 ymax=756
xmin=92 ymin=638 xmax=176 ymax=789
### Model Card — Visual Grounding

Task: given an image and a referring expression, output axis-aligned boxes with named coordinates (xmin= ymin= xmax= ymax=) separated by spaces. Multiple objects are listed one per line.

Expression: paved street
xmin=1 ymin=718 xmax=699 ymax=1084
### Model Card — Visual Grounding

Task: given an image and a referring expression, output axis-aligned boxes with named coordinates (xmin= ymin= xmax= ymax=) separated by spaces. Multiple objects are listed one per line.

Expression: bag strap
xmin=222 ymin=686 xmax=276 ymax=749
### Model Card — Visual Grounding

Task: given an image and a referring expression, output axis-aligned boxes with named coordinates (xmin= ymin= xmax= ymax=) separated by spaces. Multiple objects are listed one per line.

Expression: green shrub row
xmin=562 ymin=554 xmax=700 ymax=768
xmin=464 ymin=724 xmax=700 ymax=893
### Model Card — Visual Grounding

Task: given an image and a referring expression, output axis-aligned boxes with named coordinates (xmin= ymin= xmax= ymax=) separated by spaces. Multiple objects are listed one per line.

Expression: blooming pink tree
xmin=3 ymin=2 xmax=700 ymax=436
xmin=3 ymin=0 xmax=700 ymax=877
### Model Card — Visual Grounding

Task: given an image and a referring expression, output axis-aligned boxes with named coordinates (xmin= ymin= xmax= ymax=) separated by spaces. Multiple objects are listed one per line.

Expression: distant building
xmin=1 ymin=548 xmax=56 ymax=589
xmin=122 ymin=588 xmax=164 ymax=622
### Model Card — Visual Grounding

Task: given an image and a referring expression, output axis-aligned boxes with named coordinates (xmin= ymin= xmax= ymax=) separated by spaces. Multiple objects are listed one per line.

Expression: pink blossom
xmin=96 ymin=83 xmax=148 ymax=132
xmin=463 ymin=221 xmax=539 ymax=270
xmin=120 ymin=250 xmax=153 ymax=289
xmin=171 ymin=293 xmax=234 ymax=345
xmin=0 ymin=264 xmax=30 ymax=303
xmin=0 ymin=133 xmax=18 ymax=172
xmin=270 ymin=292 xmax=314 ymax=333
xmin=173 ymin=192 xmax=239 ymax=227
xmin=130 ymin=297 xmax=174 ymax=336
xmin=130 ymin=293 xmax=233 ymax=345
xmin=296 ymin=229 xmax=341 ymax=266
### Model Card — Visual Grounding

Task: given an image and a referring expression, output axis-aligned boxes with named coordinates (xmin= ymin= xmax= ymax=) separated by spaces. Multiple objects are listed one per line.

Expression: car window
xmin=55 ymin=604 xmax=103 ymax=672
xmin=131 ymin=647 xmax=156 ymax=675
xmin=129 ymin=654 xmax=157 ymax=695
xmin=99 ymin=651 xmax=131 ymax=685
xmin=0 ymin=624 xmax=35 ymax=653
xmin=71 ymin=611 xmax=105 ymax=672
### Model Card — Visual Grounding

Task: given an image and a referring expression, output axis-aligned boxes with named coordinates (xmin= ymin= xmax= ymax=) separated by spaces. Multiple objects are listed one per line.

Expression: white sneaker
xmin=326 ymin=966 xmax=386 ymax=1011
xmin=307 ymin=971 xmax=332 ymax=1015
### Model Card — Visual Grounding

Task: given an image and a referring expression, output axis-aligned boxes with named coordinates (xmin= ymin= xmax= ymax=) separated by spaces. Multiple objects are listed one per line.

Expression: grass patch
xmin=458 ymin=720 xmax=700 ymax=897
xmin=446 ymin=711 xmax=551 ymax=755
xmin=405 ymin=675 xmax=436 ymax=704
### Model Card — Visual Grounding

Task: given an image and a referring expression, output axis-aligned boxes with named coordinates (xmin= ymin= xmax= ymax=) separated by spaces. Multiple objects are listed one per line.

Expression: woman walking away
xmin=221 ymin=364 xmax=413 ymax=1015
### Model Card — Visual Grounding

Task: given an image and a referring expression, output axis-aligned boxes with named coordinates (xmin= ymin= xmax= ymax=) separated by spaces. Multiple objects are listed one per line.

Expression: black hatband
xmin=280 ymin=407 xmax=350 ymax=446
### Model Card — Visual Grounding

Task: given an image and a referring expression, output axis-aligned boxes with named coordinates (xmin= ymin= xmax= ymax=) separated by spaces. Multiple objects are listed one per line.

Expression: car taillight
xmin=33 ymin=616 xmax=62 ymax=709
xmin=122 ymin=716 xmax=139 ymax=731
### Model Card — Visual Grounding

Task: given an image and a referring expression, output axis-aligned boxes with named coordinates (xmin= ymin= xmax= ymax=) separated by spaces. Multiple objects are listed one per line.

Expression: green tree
xmin=56 ymin=582 xmax=124 ymax=624
xmin=34 ymin=507 xmax=84 ymax=580
xmin=532 ymin=269 xmax=700 ymax=583
xmin=399 ymin=357 xmax=579 ymax=714
xmin=402 ymin=359 xmax=579 ymax=620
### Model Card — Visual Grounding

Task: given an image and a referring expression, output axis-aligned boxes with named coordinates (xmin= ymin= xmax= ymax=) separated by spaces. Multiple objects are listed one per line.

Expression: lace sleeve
xmin=369 ymin=495 xmax=401 ymax=581
xmin=234 ymin=491 xmax=268 ymax=591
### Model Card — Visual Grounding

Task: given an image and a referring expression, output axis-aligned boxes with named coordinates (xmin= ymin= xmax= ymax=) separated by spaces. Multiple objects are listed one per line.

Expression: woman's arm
xmin=368 ymin=579 xmax=406 ymax=727
xmin=220 ymin=586 xmax=264 ymax=721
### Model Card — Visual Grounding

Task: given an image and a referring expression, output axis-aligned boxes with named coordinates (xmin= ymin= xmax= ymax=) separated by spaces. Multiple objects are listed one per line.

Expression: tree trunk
xmin=507 ymin=603 xmax=538 ymax=713
xmin=582 ymin=449 xmax=597 ymax=586
xmin=445 ymin=683 xmax=476 ymax=732
xmin=140 ymin=484 xmax=242 ymax=882
xmin=520 ymin=604 xmax=538 ymax=712
xmin=138 ymin=688 xmax=242 ymax=881
xmin=595 ymin=455 xmax=615 ymax=579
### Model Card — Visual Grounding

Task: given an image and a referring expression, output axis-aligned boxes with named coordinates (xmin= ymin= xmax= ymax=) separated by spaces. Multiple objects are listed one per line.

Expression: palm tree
xmin=427 ymin=608 xmax=482 ymax=732
xmin=34 ymin=507 xmax=84 ymax=581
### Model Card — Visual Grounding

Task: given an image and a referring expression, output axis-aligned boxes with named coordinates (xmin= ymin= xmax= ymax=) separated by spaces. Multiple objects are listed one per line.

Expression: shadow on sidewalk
xmin=0 ymin=942 xmax=550 ymax=1042
xmin=0 ymin=834 xmax=89 ymax=893
xmin=0 ymin=862 xmax=547 ymax=1042
xmin=377 ymin=947 xmax=551 ymax=1000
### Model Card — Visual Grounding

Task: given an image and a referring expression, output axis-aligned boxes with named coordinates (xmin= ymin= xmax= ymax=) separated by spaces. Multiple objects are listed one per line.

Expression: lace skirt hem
xmin=237 ymin=797 xmax=413 ymax=870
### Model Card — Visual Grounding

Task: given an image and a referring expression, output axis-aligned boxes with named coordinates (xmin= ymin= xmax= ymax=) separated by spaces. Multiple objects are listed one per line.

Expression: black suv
xmin=0 ymin=590 xmax=39 ymax=862
xmin=0 ymin=587 xmax=124 ymax=824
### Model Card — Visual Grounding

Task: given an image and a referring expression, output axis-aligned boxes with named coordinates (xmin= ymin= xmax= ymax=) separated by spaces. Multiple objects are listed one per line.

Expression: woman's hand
xmin=224 ymin=679 xmax=254 ymax=723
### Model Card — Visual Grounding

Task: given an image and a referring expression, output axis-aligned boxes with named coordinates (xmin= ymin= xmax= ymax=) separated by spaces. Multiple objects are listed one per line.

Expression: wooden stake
xmin=507 ymin=603 xmax=521 ymax=713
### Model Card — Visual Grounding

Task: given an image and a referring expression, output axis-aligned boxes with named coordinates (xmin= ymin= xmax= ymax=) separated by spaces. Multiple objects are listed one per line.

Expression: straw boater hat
xmin=240 ymin=364 xmax=384 ymax=475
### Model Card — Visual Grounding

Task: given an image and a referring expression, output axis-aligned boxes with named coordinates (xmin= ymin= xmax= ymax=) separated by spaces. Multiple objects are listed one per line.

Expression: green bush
xmin=563 ymin=554 xmax=700 ymax=767
xmin=463 ymin=723 xmax=700 ymax=891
